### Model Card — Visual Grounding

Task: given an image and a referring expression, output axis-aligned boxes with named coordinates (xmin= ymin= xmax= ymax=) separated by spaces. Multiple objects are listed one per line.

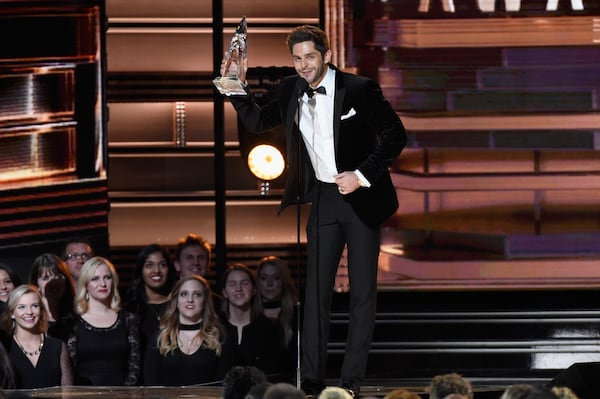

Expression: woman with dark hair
xmin=144 ymin=274 xmax=233 ymax=385
xmin=124 ymin=243 xmax=176 ymax=383
xmin=29 ymin=253 xmax=76 ymax=341
xmin=220 ymin=263 xmax=289 ymax=382
xmin=0 ymin=262 xmax=20 ymax=312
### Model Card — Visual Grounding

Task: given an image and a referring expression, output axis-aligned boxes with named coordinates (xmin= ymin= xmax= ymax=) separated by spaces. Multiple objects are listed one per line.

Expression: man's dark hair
xmin=429 ymin=373 xmax=474 ymax=399
xmin=286 ymin=25 xmax=330 ymax=57
xmin=222 ymin=366 xmax=269 ymax=399
xmin=263 ymin=383 xmax=306 ymax=399
xmin=245 ymin=382 xmax=272 ymax=399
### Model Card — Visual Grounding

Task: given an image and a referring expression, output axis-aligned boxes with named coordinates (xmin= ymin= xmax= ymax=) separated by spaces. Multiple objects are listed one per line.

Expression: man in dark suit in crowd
xmin=221 ymin=24 xmax=407 ymax=397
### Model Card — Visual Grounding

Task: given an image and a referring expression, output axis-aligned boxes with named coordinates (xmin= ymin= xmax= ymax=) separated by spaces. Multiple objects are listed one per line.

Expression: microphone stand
xmin=295 ymin=90 xmax=303 ymax=390
xmin=295 ymin=82 xmax=323 ymax=390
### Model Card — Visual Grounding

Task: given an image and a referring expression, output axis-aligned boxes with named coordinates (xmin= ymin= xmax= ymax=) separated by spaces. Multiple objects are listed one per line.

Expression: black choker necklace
xmin=180 ymin=322 xmax=202 ymax=331
xmin=263 ymin=300 xmax=281 ymax=309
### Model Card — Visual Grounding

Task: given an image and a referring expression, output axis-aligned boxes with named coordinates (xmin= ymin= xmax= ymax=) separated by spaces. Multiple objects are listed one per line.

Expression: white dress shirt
xmin=300 ymin=67 xmax=337 ymax=183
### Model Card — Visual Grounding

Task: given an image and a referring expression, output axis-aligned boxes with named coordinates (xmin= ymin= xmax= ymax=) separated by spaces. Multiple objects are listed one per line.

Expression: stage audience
xmin=318 ymin=386 xmax=355 ymax=399
xmin=28 ymin=253 xmax=76 ymax=341
xmin=144 ymin=274 xmax=233 ymax=386
xmin=2 ymin=284 xmax=73 ymax=388
xmin=551 ymin=386 xmax=580 ymax=399
xmin=245 ymin=382 xmax=272 ymax=399
xmin=174 ymin=233 xmax=212 ymax=279
xmin=66 ymin=256 xmax=140 ymax=385
xmin=61 ymin=237 xmax=95 ymax=283
xmin=263 ymin=382 xmax=306 ymax=399
xmin=428 ymin=372 xmax=474 ymax=399
xmin=383 ymin=388 xmax=423 ymax=399
xmin=124 ymin=243 xmax=176 ymax=383
xmin=222 ymin=365 xmax=269 ymax=399
xmin=501 ymin=383 xmax=559 ymax=399
xmin=220 ymin=263 xmax=289 ymax=381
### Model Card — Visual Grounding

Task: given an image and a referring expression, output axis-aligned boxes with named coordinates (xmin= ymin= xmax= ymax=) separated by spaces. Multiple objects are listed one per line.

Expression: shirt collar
xmin=308 ymin=66 xmax=335 ymax=98
xmin=319 ymin=66 xmax=335 ymax=97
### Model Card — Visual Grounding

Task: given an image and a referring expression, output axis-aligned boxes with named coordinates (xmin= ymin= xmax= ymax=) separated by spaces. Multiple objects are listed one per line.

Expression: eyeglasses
xmin=65 ymin=253 xmax=92 ymax=261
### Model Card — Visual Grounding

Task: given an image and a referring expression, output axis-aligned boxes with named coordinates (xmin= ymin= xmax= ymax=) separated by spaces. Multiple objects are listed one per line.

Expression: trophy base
xmin=213 ymin=77 xmax=247 ymax=96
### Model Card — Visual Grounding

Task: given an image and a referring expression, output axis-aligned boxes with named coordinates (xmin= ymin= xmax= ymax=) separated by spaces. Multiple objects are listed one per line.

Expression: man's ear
xmin=324 ymin=49 xmax=332 ymax=64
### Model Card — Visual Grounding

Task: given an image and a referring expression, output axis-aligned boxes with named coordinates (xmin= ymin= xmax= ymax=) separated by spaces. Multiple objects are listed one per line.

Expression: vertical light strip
xmin=26 ymin=73 xmax=34 ymax=116
xmin=325 ymin=0 xmax=348 ymax=69
xmin=175 ymin=101 xmax=186 ymax=146
xmin=337 ymin=0 xmax=345 ymax=69
xmin=27 ymin=74 xmax=38 ymax=174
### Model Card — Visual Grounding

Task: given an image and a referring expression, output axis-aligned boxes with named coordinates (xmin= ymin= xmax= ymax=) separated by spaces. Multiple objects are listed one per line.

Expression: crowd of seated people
xmin=0 ymin=235 xmax=590 ymax=399
xmin=0 ymin=234 xmax=297 ymax=391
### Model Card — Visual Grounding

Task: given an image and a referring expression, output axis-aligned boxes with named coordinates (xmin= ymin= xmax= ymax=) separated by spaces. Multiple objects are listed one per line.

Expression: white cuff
xmin=354 ymin=170 xmax=370 ymax=188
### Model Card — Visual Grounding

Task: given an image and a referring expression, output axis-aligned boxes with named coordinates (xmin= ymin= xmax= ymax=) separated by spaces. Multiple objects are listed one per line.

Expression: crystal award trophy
xmin=213 ymin=16 xmax=248 ymax=96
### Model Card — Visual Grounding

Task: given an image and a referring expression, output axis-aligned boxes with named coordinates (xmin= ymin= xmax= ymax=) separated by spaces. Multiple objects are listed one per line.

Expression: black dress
xmin=135 ymin=301 xmax=166 ymax=384
xmin=138 ymin=302 xmax=165 ymax=349
xmin=66 ymin=310 xmax=140 ymax=386
xmin=221 ymin=313 xmax=289 ymax=379
xmin=143 ymin=330 xmax=234 ymax=386
xmin=8 ymin=335 xmax=64 ymax=389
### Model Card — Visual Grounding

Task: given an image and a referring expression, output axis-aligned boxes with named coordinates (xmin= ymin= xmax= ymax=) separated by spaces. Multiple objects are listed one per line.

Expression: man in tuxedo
xmin=222 ymin=24 xmax=407 ymax=397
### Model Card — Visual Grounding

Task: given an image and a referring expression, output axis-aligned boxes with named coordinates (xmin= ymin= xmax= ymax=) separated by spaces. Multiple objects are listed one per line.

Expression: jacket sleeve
xmin=356 ymin=78 xmax=407 ymax=184
xmin=124 ymin=311 xmax=141 ymax=385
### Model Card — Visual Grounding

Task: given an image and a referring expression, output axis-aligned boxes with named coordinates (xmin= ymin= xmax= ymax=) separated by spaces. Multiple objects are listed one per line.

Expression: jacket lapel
xmin=333 ymin=68 xmax=345 ymax=156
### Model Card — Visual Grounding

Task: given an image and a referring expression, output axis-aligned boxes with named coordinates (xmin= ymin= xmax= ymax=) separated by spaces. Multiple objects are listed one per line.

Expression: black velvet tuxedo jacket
xmin=230 ymin=65 xmax=407 ymax=227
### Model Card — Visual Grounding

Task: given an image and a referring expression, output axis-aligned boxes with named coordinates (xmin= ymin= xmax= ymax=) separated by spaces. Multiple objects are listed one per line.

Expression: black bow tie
xmin=306 ymin=86 xmax=326 ymax=98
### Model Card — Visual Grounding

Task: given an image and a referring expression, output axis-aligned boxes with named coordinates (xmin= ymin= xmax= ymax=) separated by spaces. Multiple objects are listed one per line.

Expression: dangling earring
xmin=85 ymin=292 xmax=89 ymax=301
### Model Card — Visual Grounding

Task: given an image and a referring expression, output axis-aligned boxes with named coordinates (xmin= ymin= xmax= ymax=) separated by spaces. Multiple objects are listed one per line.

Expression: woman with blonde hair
xmin=66 ymin=256 xmax=140 ymax=385
xmin=144 ymin=274 xmax=234 ymax=385
xmin=2 ymin=284 xmax=73 ymax=388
